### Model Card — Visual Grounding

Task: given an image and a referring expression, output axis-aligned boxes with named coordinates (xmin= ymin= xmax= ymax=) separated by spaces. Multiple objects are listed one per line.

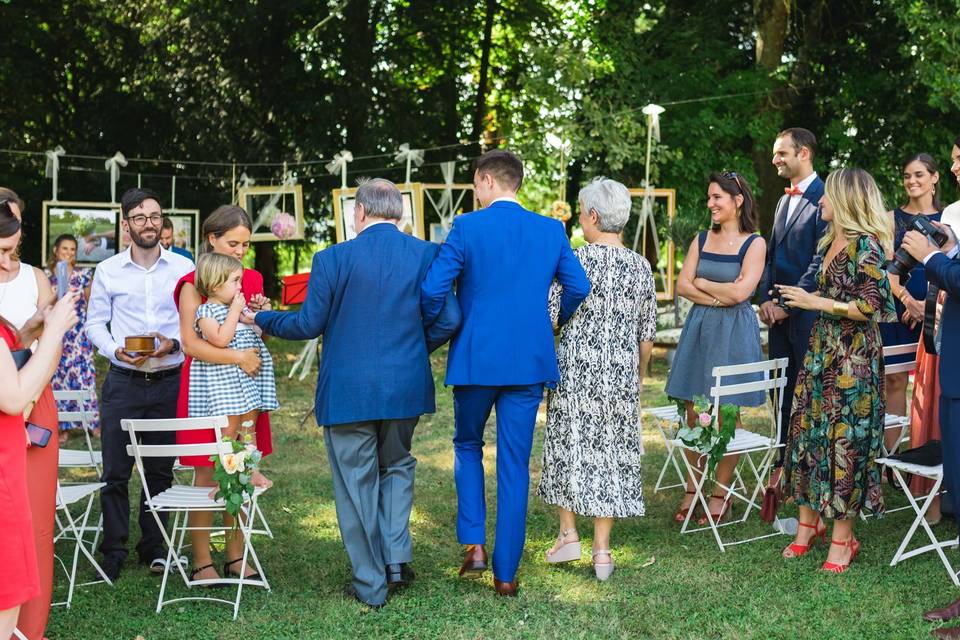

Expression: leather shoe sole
xmin=494 ymin=579 xmax=518 ymax=597
xmin=344 ymin=585 xmax=385 ymax=610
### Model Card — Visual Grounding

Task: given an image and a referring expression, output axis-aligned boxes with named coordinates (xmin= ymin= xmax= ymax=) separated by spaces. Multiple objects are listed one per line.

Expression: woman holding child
xmin=174 ymin=205 xmax=277 ymax=583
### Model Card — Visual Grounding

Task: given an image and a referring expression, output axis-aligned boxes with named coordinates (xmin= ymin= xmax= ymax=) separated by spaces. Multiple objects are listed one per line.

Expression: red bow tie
xmin=784 ymin=185 xmax=803 ymax=197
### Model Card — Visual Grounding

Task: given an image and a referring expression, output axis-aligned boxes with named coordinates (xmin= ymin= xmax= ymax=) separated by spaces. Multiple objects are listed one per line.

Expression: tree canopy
xmin=3 ymin=0 xmax=958 ymax=292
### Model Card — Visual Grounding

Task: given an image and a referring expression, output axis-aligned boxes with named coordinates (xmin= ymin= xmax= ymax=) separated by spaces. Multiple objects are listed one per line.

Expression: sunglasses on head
xmin=721 ymin=171 xmax=743 ymax=191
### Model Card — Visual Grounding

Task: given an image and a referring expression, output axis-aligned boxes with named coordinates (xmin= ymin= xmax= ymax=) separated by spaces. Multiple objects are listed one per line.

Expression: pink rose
xmin=698 ymin=412 xmax=712 ymax=426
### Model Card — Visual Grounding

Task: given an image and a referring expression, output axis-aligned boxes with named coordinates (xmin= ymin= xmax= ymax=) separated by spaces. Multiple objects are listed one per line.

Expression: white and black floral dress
xmin=537 ymin=244 xmax=658 ymax=518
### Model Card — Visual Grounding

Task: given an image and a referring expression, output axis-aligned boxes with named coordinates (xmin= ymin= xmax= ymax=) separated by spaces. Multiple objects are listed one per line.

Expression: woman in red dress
xmin=175 ymin=205 xmax=273 ymax=583
xmin=0 ymin=200 xmax=79 ymax=639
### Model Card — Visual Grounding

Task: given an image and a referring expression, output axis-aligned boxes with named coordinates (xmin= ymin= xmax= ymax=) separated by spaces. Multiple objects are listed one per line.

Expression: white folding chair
xmin=675 ymin=357 xmax=789 ymax=551
xmin=52 ymin=481 xmax=113 ymax=608
xmin=54 ymin=389 xmax=103 ymax=475
xmin=122 ymin=416 xmax=270 ymax=619
xmin=875 ymin=457 xmax=959 ymax=585
xmin=642 ymin=404 xmax=685 ymax=493
xmin=880 ymin=343 xmax=918 ymax=458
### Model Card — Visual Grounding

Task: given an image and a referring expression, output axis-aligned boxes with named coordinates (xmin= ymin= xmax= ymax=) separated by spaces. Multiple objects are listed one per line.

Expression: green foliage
xmin=210 ymin=431 xmax=264 ymax=524
xmin=673 ymin=395 xmax=738 ymax=478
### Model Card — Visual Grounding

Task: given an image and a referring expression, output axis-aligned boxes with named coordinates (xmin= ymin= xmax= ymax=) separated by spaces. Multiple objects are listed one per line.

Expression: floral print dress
xmin=45 ymin=266 xmax=99 ymax=432
xmin=785 ymin=235 xmax=896 ymax=519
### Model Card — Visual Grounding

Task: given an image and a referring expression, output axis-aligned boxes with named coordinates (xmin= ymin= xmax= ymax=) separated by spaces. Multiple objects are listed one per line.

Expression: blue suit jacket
xmin=256 ymin=223 xmax=461 ymax=426
xmin=925 ymin=251 xmax=960 ymax=398
xmin=758 ymin=176 xmax=827 ymax=310
xmin=421 ymin=200 xmax=590 ymax=387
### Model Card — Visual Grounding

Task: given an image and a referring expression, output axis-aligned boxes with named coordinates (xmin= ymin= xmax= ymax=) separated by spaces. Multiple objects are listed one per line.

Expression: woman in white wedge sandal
xmin=537 ymin=177 xmax=657 ymax=581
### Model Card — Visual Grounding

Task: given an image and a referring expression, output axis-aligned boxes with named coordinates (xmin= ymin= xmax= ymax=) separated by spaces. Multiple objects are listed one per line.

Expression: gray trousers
xmin=324 ymin=417 xmax=418 ymax=605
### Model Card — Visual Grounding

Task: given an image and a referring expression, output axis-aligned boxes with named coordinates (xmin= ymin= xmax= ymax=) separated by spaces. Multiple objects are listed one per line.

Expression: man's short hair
xmin=474 ymin=150 xmax=524 ymax=191
xmin=120 ymin=187 xmax=162 ymax=218
xmin=161 ymin=216 xmax=174 ymax=231
xmin=355 ymin=178 xmax=403 ymax=220
xmin=777 ymin=127 xmax=817 ymax=160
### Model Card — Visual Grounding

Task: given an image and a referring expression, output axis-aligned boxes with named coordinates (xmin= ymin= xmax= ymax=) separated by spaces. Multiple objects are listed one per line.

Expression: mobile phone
xmin=26 ymin=422 xmax=52 ymax=448
xmin=56 ymin=260 xmax=69 ymax=298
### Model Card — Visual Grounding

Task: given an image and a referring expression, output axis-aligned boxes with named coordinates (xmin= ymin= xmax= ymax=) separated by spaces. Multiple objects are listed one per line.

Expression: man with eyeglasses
xmin=85 ymin=188 xmax=194 ymax=581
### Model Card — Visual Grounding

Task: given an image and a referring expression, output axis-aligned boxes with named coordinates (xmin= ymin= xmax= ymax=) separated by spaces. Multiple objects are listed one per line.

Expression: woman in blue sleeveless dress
xmin=880 ymin=153 xmax=941 ymax=450
xmin=666 ymin=172 xmax=767 ymax=525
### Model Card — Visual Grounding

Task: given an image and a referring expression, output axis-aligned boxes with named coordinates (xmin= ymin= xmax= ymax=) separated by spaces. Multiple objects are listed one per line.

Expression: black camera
xmin=887 ymin=216 xmax=950 ymax=281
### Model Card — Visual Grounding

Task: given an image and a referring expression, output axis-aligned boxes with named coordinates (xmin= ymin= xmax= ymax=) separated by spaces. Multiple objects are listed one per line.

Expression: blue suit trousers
xmin=940 ymin=397 xmax=960 ymax=535
xmin=453 ymin=384 xmax=544 ymax=583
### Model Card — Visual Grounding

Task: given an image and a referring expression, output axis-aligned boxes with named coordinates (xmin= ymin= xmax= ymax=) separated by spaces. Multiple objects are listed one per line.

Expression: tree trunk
xmin=752 ymin=0 xmax=791 ymax=235
xmin=472 ymin=0 xmax=497 ymax=146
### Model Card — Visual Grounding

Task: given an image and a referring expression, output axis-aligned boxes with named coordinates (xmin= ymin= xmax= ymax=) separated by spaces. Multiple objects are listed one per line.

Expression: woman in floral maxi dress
xmin=777 ymin=168 xmax=896 ymax=574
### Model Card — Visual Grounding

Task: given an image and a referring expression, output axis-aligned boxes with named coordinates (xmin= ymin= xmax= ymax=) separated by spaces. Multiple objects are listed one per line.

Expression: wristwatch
xmin=170 ymin=338 xmax=181 ymax=354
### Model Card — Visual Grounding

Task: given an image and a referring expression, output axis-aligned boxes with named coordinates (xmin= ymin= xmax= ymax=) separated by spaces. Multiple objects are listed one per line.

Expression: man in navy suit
xmin=912 ymin=140 xmax=960 ymax=636
xmin=421 ymin=150 xmax=590 ymax=596
xmin=757 ymin=127 xmax=827 ymax=480
xmin=245 ymin=178 xmax=460 ymax=608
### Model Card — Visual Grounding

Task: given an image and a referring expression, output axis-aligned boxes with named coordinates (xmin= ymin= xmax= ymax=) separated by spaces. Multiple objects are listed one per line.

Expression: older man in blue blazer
xmin=421 ymin=150 xmax=590 ymax=596
xmin=246 ymin=178 xmax=460 ymax=609
xmin=757 ymin=127 xmax=827 ymax=478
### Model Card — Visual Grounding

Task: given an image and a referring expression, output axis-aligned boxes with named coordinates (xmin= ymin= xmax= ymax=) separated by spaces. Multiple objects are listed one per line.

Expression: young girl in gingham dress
xmin=189 ymin=253 xmax=278 ymax=487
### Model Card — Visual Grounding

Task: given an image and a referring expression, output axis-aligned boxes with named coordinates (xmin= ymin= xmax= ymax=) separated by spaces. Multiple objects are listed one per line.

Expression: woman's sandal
xmin=189 ymin=563 xmax=226 ymax=589
xmin=821 ymin=537 xmax=860 ymax=574
xmin=781 ymin=518 xmax=826 ymax=558
xmin=545 ymin=528 xmax=581 ymax=564
xmin=697 ymin=493 xmax=732 ymax=526
xmin=592 ymin=549 xmax=614 ymax=581
xmin=224 ymin=557 xmax=263 ymax=582
xmin=673 ymin=490 xmax=697 ymax=523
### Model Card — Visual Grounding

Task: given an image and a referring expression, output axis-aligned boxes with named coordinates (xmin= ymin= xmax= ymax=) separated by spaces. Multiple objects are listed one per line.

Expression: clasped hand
xmin=774 ymin=285 xmax=821 ymax=311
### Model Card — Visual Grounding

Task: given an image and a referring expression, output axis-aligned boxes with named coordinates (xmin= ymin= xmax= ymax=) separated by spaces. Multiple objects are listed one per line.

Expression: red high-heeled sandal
xmin=781 ymin=518 xmax=826 ymax=558
xmin=821 ymin=537 xmax=860 ymax=574
xmin=673 ymin=490 xmax=697 ymax=523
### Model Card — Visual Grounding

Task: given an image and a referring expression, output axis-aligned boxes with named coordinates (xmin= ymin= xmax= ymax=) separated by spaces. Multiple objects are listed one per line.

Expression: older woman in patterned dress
xmin=777 ymin=168 xmax=896 ymax=573
xmin=537 ymin=177 xmax=658 ymax=581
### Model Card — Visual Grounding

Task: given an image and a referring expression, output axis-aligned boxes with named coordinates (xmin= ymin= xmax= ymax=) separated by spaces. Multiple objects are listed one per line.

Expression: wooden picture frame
xmin=332 ymin=183 xmax=425 ymax=243
xmin=421 ymin=182 xmax=478 ymax=243
xmin=627 ymin=188 xmax=677 ymax=301
xmin=117 ymin=209 xmax=200 ymax=255
xmin=238 ymin=184 xmax=306 ymax=242
xmin=41 ymin=200 xmax=121 ymax=267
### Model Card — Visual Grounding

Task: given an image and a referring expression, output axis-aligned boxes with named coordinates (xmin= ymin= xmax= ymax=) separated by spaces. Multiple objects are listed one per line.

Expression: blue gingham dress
xmin=188 ymin=302 xmax=279 ymax=417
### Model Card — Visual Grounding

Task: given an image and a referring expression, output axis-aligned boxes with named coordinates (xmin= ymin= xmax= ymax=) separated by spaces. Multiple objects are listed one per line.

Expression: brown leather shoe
xmin=931 ymin=627 xmax=960 ymax=639
xmin=459 ymin=544 xmax=488 ymax=576
xmin=924 ymin=597 xmax=960 ymax=622
xmin=493 ymin=578 xmax=518 ymax=597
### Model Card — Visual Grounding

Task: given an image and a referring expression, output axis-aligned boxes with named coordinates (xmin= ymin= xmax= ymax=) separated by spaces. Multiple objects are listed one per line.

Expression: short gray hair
xmin=578 ymin=177 xmax=631 ymax=233
xmin=356 ymin=178 xmax=403 ymax=220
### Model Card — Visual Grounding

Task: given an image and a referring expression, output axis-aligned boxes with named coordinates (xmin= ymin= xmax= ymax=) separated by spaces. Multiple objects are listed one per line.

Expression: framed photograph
xmin=117 ymin=209 xmax=199 ymax=255
xmin=626 ymin=188 xmax=677 ymax=301
xmin=332 ymin=183 xmax=425 ymax=243
xmin=41 ymin=201 xmax=120 ymax=266
xmin=238 ymin=184 xmax=305 ymax=242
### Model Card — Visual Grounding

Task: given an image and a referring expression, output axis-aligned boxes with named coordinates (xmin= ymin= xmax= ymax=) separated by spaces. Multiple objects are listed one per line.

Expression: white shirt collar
xmin=792 ymin=171 xmax=818 ymax=193
xmin=364 ymin=219 xmax=398 ymax=229
xmin=490 ymin=196 xmax=521 ymax=206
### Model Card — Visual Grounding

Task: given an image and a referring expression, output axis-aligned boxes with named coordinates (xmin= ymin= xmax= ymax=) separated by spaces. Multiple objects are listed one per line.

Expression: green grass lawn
xmin=47 ymin=339 xmax=952 ymax=639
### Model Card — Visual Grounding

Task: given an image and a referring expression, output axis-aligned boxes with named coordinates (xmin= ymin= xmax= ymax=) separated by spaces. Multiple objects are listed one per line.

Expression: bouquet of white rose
xmin=210 ymin=426 xmax=263 ymax=526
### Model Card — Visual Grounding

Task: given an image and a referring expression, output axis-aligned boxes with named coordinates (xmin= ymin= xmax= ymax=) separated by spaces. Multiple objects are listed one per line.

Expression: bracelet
xmin=832 ymin=301 xmax=849 ymax=317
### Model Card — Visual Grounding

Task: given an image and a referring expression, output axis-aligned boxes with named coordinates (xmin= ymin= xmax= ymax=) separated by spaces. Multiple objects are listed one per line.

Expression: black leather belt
xmin=109 ymin=364 xmax=182 ymax=382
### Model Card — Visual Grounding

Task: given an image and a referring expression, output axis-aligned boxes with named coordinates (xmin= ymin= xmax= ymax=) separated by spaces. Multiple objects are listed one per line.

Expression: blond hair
xmin=819 ymin=168 xmax=894 ymax=256
xmin=195 ymin=253 xmax=243 ymax=299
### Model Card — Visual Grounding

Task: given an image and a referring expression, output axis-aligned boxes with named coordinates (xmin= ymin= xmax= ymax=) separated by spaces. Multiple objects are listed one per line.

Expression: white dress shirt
xmin=785 ymin=171 xmax=818 ymax=225
xmin=490 ymin=196 xmax=522 ymax=206
xmin=85 ymin=247 xmax=194 ymax=371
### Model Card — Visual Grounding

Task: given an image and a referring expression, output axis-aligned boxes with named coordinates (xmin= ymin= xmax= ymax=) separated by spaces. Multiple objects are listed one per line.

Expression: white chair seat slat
xmin=875 ymin=458 xmax=942 ymax=478
xmin=642 ymin=405 xmax=680 ymax=420
xmin=57 ymin=482 xmax=106 ymax=507
xmin=151 ymin=485 xmax=268 ymax=509
xmin=59 ymin=449 xmax=104 ymax=467
xmin=122 ymin=416 xmax=229 ymax=432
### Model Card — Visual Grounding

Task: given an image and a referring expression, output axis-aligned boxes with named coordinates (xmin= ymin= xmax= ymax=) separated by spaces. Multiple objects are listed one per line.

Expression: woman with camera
xmin=0 ymin=198 xmax=78 ymax=639
xmin=777 ymin=168 xmax=896 ymax=573
xmin=880 ymin=154 xmax=942 ymax=453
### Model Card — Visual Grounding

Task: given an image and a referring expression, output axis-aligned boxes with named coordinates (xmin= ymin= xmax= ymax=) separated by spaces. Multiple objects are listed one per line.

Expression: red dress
xmin=173 ymin=269 xmax=273 ymax=466
xmin=0 ymin=322 xmax=41 ymax=609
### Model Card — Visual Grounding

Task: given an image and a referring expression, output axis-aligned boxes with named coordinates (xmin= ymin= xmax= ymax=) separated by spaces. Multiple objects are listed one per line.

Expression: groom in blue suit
xmin=421 ymin=150 xmax=590 ymax=596
xmin=246 ymin=178 xmax=460 ymax=608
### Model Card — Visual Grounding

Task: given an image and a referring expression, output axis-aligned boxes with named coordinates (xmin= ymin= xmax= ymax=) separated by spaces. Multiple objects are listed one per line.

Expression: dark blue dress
xmin=879 ymin=208 xmax=941 ymax=364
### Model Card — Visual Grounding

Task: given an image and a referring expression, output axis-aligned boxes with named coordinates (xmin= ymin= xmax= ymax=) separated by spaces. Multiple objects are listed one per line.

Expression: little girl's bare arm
xmin=198 ymin=294 xmax=245 ymax=348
